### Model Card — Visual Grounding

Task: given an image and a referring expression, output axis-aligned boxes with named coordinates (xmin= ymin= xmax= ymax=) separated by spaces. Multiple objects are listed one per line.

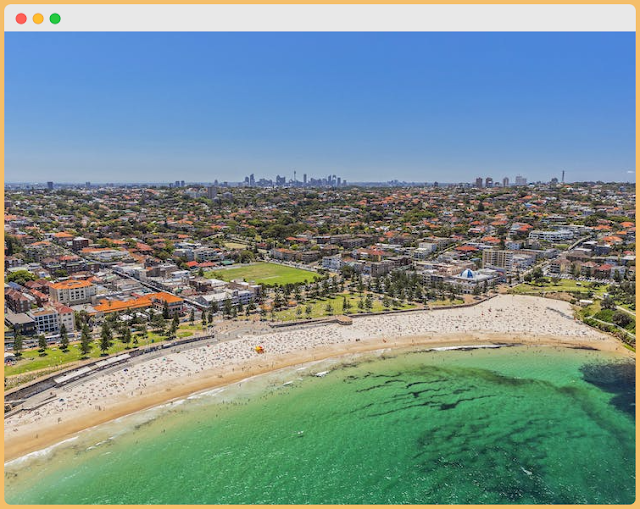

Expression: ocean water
xmin=4 ymin=345 xmax=636 ymax=504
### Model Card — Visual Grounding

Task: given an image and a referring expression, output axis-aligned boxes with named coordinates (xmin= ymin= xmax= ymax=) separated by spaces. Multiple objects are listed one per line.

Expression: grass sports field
xmin=205 ymin=262 xmax=318 ymax=286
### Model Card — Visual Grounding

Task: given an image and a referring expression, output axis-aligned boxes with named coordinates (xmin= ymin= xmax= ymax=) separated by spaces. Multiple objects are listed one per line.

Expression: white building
xmin=418 ymin=242 xmax=438 ymax=252
xmin=449 ymin=268 xmax=502 ymax=294
xmin=322 ymin=254 xmax=343 ymax=271
xmin=413 ymin=248 xmax=434 ymax=260
xmin=52 ymin=302 xmax=75 ymax=333
xmin=29 ymin=308 xmax=60 ymax=334
xmin=528 ymin=230 xmax=574 ymax=242
xmin=50 ymin=280 xmax=97 ymax=305
xmin=194 ymin=247 xmax=222 ymax=262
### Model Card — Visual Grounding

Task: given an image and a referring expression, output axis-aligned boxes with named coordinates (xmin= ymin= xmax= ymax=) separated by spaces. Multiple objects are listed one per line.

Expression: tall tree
xmin=38 ymin=334 xmax=47 ymax=353
xmin=123 ymin=327 xmax=132 ymax=348
xmin=170 ymin=313 xmax=180 ymax=337
xmin=59 ymin=324 xmax=69 ymax=351
xmin=13 ymin=332 xmax=23 ymax=358
xmin=80 ymin=325 xmax=92 ymax=357
xmin=100 ymin=322 xmax=112 ymax=354
xmin=365 ymin=293 xmax=374 ymax=312
xmin=223 ymin=299 xmax=233 ymax=318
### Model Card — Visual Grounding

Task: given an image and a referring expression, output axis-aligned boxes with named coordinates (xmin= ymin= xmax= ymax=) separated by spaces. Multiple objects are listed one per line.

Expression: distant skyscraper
xmin=303 ymin=173 xmax=307 ymax=184
xmin=475 ymin=177 xmax=483 ymax=188
xmin=502 ymin=177 xmax=509 ymax=187
xmin=485 ymin=177 xmax=493 ymax=188
xmin=515 ymin=175 xmax=527 ymax=186
xmin=337 ymin=177 xmax=341 ymax=186
xmin=561 ymin=170 xmax=565 ymax=183
xmin=47 ymin=181 xmax=54 ymax=190
xmin=180 ymin=180 xmax=185 ymax=187
xmin=85 ymin=182 xmax=91 ymax=189
xmin=174 ymin=180 xmax=181 ymax=188
xmin=207 ymin=186 xmax=217 ymax=199
xmin=249 ymin=174 xmax=255 ymax=186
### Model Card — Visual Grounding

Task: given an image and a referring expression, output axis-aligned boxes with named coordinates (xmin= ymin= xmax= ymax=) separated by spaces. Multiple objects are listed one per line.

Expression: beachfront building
xmin=482 ymin=250 xmax=514 ymax=273
xmin=151 ymin=292 xmax=185 ymax=315
xmin=52 ymin=302 xmax=75 ymax=333
xmin=448 ymin=268 xmax=502 ymax=294
xmin=93 ymin=291 xmax=185 ymax=316
xmin=49 ymin=280 xmax=97 ymax=306
xmin=196 ymin=288 xmax=254 ymax=308
xmin=29 ymin=308 xmax=60 ymax=334
xmin=4 ymin=311 xmax=37 ymax=336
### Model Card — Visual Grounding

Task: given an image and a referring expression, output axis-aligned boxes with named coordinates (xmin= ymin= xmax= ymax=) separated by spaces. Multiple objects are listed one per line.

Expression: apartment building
xmin=5 ymin=288 xmax=31 ymax=313
xmin=50 ymin=279 xmax=97 ymax=305
xmin=29 ymin=308 xmax=60 ymax=334
xmin=482 ymin=250 xmax=514 ymax=272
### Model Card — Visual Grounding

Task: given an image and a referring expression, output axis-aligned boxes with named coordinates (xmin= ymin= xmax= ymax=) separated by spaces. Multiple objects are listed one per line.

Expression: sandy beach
xmin=4 ymin=295 xmax=633 ymax=462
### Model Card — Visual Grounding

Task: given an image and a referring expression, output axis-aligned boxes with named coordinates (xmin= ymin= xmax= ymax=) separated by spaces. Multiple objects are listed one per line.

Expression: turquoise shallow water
xmin=4 ymin=345 xmax=635 ymax=504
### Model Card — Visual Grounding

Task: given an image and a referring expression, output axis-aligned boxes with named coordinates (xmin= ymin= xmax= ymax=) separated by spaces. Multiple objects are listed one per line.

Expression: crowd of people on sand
xmin=5 ymin=295 xmax=606 ymax=435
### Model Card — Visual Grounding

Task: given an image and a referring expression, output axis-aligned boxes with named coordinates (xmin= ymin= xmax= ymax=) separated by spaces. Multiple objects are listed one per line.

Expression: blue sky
xmin=5 ymin=32 xmax=635 ymax=183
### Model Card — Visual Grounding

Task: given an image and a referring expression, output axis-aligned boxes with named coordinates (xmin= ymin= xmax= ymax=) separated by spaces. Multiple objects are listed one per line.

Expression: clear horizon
xmin=6 ymin=32 xmax=635 ymax=183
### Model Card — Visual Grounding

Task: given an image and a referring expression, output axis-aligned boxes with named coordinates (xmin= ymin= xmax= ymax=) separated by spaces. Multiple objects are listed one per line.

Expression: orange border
xmin=1 ymin=2 xmax=637 ymax=509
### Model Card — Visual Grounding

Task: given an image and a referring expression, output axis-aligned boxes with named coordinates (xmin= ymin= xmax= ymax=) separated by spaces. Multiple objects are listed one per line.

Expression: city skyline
xmin=6 ymin=32 xmax=635 ymax=183
xmin=6 ymin=170 xmax=630 ymax=188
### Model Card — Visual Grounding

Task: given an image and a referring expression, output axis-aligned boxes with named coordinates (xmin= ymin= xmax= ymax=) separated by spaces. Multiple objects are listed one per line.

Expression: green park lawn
xmin=265 ymin=293 xmax=416 ymax=322
xmin=430 ymin=298 xmax=465 ymax=307
xmin=205 ymin=262 xmax=318 ymax=286
xmin=4 ymin=323 xmax=201 ymax=382
xmin=511 ymin=278 xmax=587 ymax=295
